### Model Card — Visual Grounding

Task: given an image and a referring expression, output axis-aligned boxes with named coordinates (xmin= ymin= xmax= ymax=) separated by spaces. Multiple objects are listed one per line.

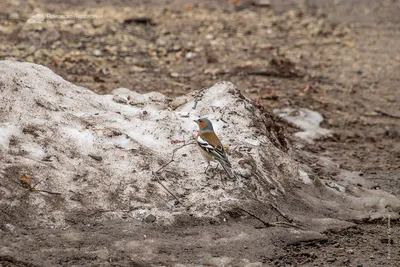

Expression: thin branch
xmin=154 ymin=141 xmax=195 ymax=174
xmin=375 ymin=109 xmax=400 ymax=119
xmin=31 ymin=179 xmax=44 ymax=189
xmin=30 ymin=188 xmax=62 ymax=195
xmin=20 ymin=156 xmax=57 ymax=169
xmin=236 ymin=206 xmax=302 ymax=229
xmin=152 ymin=140 xmax=196 ymax=204
xmin=152 ymin=173 xmax=181 ymax=204
xmin=243 ymin=190 xmax=295 ymax=223
xmin=154 ymin=159 xmax=174 ymax=174
xmin=269 ymin=203 xmax=293 ymax=223
xmin=236 ymin=206 xmax=273 ymax=227
xmin=192 ymin=98 xmax=199 ymax=109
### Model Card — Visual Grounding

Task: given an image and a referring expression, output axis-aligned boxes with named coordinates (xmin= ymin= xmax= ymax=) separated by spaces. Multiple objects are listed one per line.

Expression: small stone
xmin=156 ymin=38 xmax=167 ymax=46
xmin=253 ymin=0 xmax=271 ymax=6
xmin=170 ymin=72 xmax=179 ymax=78
xmin=9 ymin=12 xmax=20 ymax=20
xmin=204 ymin=68 xmax=220 ymax=76
xmin=112 ymin=95 xmax=127 ymax=104
xmin=183 ymin=184 xmax=192 ymax=190
xmin=145 ymin=214 xmax=156 ymax=223
xmin=88 ymin=154 xmax=103 ymax=161
xmin=346 ymin=249 xmax=354 ymax=254
xmin=4 ymin=223 xmax=16 ymax=231
xmin=73 ymin=23 xmax=83 ymax=29
xmin=205 ymin=34 xmax=214 ymax=40
xmin=92 ymin=49 xmax=103 ymax=57
xmin=327 ymin=258 xmax=336 ymax=262
xmin=185 ymin=52 xmax=194 ymax=59
xmin=129 ymin=65 xmax=147 ymax=73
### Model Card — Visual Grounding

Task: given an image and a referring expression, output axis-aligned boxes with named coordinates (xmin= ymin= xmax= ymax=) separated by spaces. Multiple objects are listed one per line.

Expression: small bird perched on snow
xmin=194 ymin=118 xmax=235 ymax=178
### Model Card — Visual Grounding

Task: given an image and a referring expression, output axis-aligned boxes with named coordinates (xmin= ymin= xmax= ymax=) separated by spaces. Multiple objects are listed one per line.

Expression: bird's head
xmin=194 ymin=118 xmax=214 ymax=131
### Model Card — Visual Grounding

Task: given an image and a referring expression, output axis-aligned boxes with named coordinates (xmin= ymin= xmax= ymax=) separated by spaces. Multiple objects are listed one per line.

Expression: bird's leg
xmin=213 ymin=163 xmax=219 ymax=172
xmin=217 ymin=163 xmax=225 ymax=180
xmin=204 ymin=162 xmax=211 ymax=173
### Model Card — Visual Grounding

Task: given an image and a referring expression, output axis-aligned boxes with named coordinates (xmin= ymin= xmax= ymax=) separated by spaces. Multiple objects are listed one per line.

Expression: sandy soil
xmin=0 ymin=0 xmax=399 ymax=266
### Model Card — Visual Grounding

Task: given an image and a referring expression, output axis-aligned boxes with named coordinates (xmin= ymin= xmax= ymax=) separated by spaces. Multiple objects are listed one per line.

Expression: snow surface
xmin=0 ymin=124 xmax=21 ymax=149
xmin=273 ymin=107 xmax=332 ymax=143
xmin=0 ymin=61 xmax=399 ymax=228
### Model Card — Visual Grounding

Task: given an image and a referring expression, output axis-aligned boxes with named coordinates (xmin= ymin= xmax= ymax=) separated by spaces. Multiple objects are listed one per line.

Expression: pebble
xmin=88 ymin=154 xmax=103 ymax=161
xmin=254 ymin=0 xmax=271 ymax=6
xmin=112 ymin=95 xmax=127 ymax=104
xmin=92 ymin=49 xmax=103 ymax=57
xmin=129 ymin=65 xmax=147 ymax=73
xmin=9 ymin=12 xmax=20 ymax=20
xmin=170 ymin=72 xmax=179 ymax=78
xmin=205 ymin=34 xmax=214 ymax=40
xmin=185 ymin=52 xmax=194 ymax=59
xmin=145 ymin=214 xmax=156 ymax=223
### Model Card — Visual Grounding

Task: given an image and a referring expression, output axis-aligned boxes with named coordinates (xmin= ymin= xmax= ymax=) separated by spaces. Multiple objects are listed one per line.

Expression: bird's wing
xmin=197 ymin=135 xmax=218 ymax=153
xmin=197 ymin=133 xmax=231 ymax=167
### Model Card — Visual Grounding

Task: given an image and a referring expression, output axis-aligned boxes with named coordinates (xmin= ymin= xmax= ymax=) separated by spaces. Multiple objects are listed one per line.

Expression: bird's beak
xmin=193 ymin=120 xmax=199 ymax=124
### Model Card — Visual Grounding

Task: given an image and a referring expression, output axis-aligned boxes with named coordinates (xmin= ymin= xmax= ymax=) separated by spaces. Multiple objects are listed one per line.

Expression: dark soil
xmin=1 ymin=0 xmax=399 ymax=266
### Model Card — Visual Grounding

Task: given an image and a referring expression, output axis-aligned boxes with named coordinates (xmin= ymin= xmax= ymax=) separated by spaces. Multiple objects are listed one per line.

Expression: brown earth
xmin=0 ymin=0 xmax=399 ymax=266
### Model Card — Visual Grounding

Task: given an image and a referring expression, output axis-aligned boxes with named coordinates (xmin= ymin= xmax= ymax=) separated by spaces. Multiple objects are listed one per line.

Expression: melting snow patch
xmin=273 ymin=108 xmax=332 ymax=143
xmin=298 ymin=169 xmax=312 ymax=185
xmin=61 ymin=127 xmax=95 ymax=153
xmin=106 ymin=134 xmax=135 ymax=149
xmin=0 ymin=124 xmax=21 ymax=149
xmin=20 ymin=142 xmax=46 ymax=159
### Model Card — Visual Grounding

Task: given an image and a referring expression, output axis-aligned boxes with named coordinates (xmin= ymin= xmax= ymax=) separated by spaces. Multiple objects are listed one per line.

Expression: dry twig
xmin=152 ymin=174 xmax=181 ymax=204
xmin=243 ymin=191 xmax=295 ymax=223
xmin=30 ymin=188 xmax=62 ymax=195
xmin=236 ymin=206 xmax=302 ymax=229
xmin=192 ymin=98 xmax=199 ymax=109
xmin=375 ymin=109 xmax=400 ymax=119
xmin=152 ymin=140 xmax=196 ymax=204
xmin=154 ymin=141 xmax=195 ymax=174
xmin=269 ymin=203 xmax=293 ymax=223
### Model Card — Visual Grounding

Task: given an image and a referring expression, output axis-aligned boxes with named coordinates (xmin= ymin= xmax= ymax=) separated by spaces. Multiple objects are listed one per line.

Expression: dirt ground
xmin=1 ymin=0 xmax=399 ymax=266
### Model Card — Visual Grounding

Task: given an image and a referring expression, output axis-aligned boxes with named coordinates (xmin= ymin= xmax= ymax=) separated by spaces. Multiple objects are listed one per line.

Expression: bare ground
xmin=0 ymin=0 xmax=399 ymax=266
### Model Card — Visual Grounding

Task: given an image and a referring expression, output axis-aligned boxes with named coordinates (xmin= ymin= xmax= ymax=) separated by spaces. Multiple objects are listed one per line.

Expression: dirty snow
xmin=0 ymin=61 xmax=399 ymax=228
xmin=273 ymin=107 xmax=332 ymax=143
xmin=0 ymin=124 xmax=21 ymax=149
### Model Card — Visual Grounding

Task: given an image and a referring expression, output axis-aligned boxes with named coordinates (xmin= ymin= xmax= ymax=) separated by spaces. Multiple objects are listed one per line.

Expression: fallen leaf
xmin=20 ymin=174 xmax=33 ymax=188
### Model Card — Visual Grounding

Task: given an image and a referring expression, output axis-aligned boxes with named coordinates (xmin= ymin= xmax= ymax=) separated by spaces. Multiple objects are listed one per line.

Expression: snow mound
xmin=0 ymin=61 xmax=399 ymax=228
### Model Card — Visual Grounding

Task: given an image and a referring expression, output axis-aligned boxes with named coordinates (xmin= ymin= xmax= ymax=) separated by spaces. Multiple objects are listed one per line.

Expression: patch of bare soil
xmin=1 ymin=0 xmax=399 ymax=266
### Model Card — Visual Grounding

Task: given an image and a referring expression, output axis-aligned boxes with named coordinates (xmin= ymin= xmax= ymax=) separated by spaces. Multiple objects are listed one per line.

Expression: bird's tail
xmin=220 ymin=163 xmax=236 ymax=179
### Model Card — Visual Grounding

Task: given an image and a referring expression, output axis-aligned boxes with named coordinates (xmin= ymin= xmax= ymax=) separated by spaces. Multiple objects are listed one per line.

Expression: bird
xmin=194 ymin=118 xmax=235 ymax=179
